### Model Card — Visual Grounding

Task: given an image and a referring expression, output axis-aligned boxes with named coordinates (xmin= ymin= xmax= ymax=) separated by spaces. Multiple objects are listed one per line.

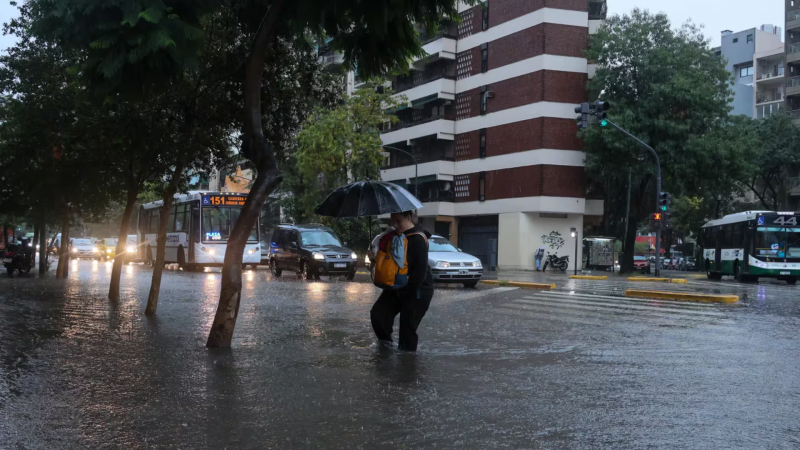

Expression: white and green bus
xmin=701 ymin=211 xmax=800 ymax=284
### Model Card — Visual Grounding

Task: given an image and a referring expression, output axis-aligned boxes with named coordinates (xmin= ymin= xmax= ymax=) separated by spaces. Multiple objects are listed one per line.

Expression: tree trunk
xmin=38 ymin=220 xmax=47 ymax=275
xmin=145 ymin=163 xmax=184 ymax=315
xmin=109 ymin=181 xmax=139 ymax=301
xmin=55 ymin=214 xmax=70 ymax=279
xmin=620 ymin=216 xmax=637 ymax=274
xmin=206 ymin=0 xmax=287 ymax=348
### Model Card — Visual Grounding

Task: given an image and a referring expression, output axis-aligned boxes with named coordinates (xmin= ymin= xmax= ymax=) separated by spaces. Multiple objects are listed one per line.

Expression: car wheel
xmin=345 ymin=271 xmax=355 ymax=281
xmin=463 ymin=281 xmax=478 ymax=288
xmin=369 ymin=263 xmax=375 ymax=281
xmin=300 ymin=262 xmax=312 ymax=280
xmin=270 ymin=259 xmax=281 ymax=277
xmin=787 ymin=277 xmax=798 ymax=286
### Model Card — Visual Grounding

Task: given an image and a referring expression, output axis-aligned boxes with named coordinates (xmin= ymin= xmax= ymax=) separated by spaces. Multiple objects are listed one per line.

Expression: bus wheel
xmin=734 ymin=262 xmax=741 ymax=281
xmin=177 ymin=246 xmax=186 ymax=270
xmin=706 ymin=261 xmax=721 ymax=280
xmin=787 ymin=277 xmax=798 ymax=286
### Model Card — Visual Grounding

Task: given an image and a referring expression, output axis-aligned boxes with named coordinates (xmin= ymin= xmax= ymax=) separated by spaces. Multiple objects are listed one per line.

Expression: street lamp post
xmin=570 ymin=227 xmax=578 ymax=276
xmin=381 ymin=145 xmax=418 ymax=199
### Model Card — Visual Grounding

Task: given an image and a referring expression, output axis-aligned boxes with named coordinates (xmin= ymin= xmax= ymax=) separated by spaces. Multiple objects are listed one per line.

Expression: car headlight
xmin=313 ymin=252 xmax=325 ymax=260
xmin=435 ymin=261 xmax=450 ymax=268
xmin=208 ymin=249 xmax=215 ymax=255
xmin=365 ymin=255 xmax=371 ymax=264
xmin=350 ymin=252 xmax=357 ymax=260
xmin=71 ymin=247 xmax=77 ymax=253
xmin=92 ymin=247 xmax=99 ymax=253
xmin=36 ymin=244 xmax=40 ymax=251
xmin=127 ymin=246 xmax=135 ymax=253
xmin=107 ymin=248 xmax=113 ymax=253
xmin=474 ymin=260 xmax=482 ymax=268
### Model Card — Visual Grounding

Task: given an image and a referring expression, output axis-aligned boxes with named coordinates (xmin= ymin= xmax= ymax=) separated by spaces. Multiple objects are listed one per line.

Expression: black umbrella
xmin=314 ymin=180 xmax=424 ymax=218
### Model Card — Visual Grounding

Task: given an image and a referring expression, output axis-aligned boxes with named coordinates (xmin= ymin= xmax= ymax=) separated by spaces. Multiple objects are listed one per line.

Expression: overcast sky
xmin=0 ymin=0 xmax=787 ymax=51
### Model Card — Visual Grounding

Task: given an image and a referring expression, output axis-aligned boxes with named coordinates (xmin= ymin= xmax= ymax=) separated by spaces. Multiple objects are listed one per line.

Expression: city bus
xmin=701 ymin=211 xmax=800 ymax=284
xmin=137 ymin=192 xmax=261 ymax=270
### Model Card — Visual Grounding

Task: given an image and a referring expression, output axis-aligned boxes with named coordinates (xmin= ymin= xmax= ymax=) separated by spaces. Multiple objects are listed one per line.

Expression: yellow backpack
xmin=373 ymin=231 xmax=428 ymax=290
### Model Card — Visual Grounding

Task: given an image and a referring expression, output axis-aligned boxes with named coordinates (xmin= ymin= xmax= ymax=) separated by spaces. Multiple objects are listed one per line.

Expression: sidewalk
xmin=483 ymin=268 xmax=622 ymax=283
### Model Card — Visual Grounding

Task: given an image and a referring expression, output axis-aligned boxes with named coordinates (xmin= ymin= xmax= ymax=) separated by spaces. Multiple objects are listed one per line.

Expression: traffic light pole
xmin=604 ymin=119 xmax=662 ymax=277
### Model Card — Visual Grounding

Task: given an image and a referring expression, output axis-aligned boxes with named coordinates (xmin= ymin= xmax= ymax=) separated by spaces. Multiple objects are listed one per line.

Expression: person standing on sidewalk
xmin=370 ymin=210 xmax=433 ymax=352
xmin=535 ymin=247 xmax=545 ymax=271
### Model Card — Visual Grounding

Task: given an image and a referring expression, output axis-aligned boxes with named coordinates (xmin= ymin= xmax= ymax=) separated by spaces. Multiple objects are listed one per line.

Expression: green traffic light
xmin=600 ymin=119 xmax=608 ymax=127
xmin=661 ymin=206 xmax=667 ymax=211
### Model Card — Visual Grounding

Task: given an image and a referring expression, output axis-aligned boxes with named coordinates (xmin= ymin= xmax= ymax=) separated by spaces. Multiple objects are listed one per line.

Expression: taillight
xmin=5 ymin=252 xmax=17 ymax=257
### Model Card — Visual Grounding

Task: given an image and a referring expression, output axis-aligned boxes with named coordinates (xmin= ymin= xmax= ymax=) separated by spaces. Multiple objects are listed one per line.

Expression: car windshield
xmin=429 ymin=237 xmax=458 ymax=252
xmin=301 ymin=231 xmax=341 ymax=247
xmin=202 ymin=206 xmax=258 ymax=242
xmin=755 ymin=227 xmax=800 ymax=257
xmin=72 ymin=239 xmax=92 ymax=246
xmin=105 ymin=239 xmax=118 ymax=246
xmin=634 ymin=256 xmax=647 ymax=261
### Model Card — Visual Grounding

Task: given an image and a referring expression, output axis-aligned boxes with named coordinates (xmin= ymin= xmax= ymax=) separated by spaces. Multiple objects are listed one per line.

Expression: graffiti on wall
xmin=541 ymin=231 xmax=565 ymax=251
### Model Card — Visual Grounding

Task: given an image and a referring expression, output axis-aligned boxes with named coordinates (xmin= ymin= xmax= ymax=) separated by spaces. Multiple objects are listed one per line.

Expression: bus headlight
xmin=127 ymin=246 xmax=135 ymax=253
xmin=208 ymin=249 xmax=215 ymax=255
xmin=313 ymin=252 xmax=325 ymax=260
xmin=71 ymin=247 xmax=77 ymax=253
xmin=106 ymin=248 xmax=113 ymax=253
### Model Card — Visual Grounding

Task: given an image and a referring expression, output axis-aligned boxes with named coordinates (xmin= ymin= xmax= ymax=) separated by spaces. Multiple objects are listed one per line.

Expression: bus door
xmin=715 ymin=226 xmax=722 ymax=271
xmin=743 ymin=221 xmax=753 ymax=274
xmin=189 ymin=206 xmax=200 ymax=262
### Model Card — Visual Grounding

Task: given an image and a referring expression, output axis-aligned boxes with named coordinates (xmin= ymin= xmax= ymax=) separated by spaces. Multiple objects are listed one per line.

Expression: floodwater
xmin=1 ymin=260 xmax=799 ymax=449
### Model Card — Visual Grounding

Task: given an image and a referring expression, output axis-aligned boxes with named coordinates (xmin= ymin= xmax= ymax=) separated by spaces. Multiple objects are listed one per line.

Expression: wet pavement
xmin=1 ymin=260 xmax=800 ymax=448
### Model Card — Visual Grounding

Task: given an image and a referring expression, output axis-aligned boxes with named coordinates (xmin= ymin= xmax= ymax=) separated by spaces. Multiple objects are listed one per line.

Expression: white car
xmin=428 ymin=235 xmax=483 ymax=288
xmin=70 ymin=238 xmax=101 ymax=260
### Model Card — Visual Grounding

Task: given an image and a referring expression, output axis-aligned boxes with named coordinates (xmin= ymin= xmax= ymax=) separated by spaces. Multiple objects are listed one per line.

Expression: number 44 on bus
xmin=701 ymin=211 xmax=800 ymax=285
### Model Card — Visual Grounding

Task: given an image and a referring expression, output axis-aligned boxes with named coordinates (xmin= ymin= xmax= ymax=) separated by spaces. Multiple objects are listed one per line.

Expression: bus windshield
xmin=202 ymin=206 xmax=258 ymax=242
xmin=755 ymin=227 xmax=800 ymax=258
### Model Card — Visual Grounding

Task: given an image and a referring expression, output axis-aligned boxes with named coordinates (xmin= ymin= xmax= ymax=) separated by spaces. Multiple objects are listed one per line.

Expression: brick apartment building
xmin=373 ymin=0 xmax=606 ymax=270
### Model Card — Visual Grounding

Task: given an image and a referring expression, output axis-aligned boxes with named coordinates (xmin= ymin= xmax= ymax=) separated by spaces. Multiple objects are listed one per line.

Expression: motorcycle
xmin=544 ymin=253 xmax=569 ymax=272
xmin=4 ymin=243 xmax=33 ymax=277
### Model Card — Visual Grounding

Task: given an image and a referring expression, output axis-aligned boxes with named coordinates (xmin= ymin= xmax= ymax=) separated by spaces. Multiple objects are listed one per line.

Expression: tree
xmin=746 ymin=112 xmax=800 ymax=210
xmin=32 ymin=0 xmax=475 ymax=347
xmin=583 ymin=9 xmax=733 ymax=273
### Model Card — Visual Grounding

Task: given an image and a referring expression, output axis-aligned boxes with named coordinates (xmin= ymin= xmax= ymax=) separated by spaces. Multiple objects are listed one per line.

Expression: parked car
xmin=428 ymin=235 xmax=483 ymax=287
xmin=633 ymin=255 xmax=651 ymax=274
xmin=268 ymin=224 xmax=357 ymax=280
xmin=70 ymin=238 xmax=100 ymax=260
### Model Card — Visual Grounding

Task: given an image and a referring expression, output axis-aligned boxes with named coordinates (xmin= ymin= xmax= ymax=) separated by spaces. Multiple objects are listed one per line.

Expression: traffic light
xmin=650 ymin=212 xmax=662 ymax=230
xmin=658 ymin=192 xmax=672 ymax=212
xmin=595 ymin=100 xmax=611 ymax=127
xmin=574 ymin=103 xmax=590 ymax=130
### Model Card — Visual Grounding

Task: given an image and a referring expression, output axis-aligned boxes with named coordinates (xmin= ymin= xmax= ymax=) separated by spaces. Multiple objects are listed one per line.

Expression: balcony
xmin=788 ymin=43 xmax=800 ymax=64
xmin=382 ymin=142 xmax=455 ymax=170
xmin=788 ymin=9 xmax=800 ymax=30
xmin=756 ymin=89 xmax=785 ymax=104
xmin=757 ymin=68 xmax=785 ymax=82
xmin=414 ymin=180 xmax=455 ymax=203
xmin=394 ymin=61 xmax=456 ymax=94
xmin=381 ymin=116 xmax=456 ymax=145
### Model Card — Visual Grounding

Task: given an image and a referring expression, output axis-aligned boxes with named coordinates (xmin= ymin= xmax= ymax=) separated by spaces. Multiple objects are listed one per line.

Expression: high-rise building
xmin=713 ymin=26 xmax=783 ymax=118
xmin=371 ymin=0 xmax=607 ymax=270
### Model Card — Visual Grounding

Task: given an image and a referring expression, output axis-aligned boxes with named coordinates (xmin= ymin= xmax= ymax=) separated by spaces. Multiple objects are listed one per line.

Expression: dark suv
xmin=268 ymin=224 xmax=357 ymax=280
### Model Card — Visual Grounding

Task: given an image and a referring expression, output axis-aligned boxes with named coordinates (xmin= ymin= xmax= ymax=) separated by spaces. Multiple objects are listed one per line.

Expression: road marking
xmin=517 ymin=296 xmax=727 ymax=318
xmin=543 ymin=291 xmax=720 ymax=308
xmin=433 ymin=287 xmax=518 ymax=306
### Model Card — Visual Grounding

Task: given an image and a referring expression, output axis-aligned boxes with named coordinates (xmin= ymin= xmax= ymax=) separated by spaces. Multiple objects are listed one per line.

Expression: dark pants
xmin=370 ymin=289 xmax=433 ymax=351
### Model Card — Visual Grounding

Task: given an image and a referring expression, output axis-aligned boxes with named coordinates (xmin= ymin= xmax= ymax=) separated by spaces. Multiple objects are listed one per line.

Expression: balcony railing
xmin=383 ymin=148 xmax=455 ymax=170
xmin=788 ymin=76 xmax=800 ymax=88
xmin=393 ymin=66 xmax=454 ymax=93
xmin=788 ymin=10 xmax=800 ymax=21
xmin=791 ymin=110 xmax=800 ymax=119
xmin=381 ymin=112 xmax=455 ymax=134
xmin=758 ymin=68 xmax=785 ymax=80
xmin=408 ymin=180 xmax=455 ymax=203
xmin=757 ymin=90 xmax=785 ymax=103
xmin=789 ymin=43 xmax=800 ymax=55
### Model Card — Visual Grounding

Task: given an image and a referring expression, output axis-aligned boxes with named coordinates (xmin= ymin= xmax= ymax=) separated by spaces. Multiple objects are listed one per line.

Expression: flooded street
xmin=1 ymin=260 xmax=799 ymax=448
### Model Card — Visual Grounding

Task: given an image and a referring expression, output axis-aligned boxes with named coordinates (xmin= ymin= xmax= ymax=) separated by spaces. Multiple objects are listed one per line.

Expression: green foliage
xmin=746 ymin=112 xmax=800 ymax=210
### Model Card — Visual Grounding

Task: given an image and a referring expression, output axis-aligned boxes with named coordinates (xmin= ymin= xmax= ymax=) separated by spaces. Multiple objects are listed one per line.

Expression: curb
xmin=627 ymin=277 xmax=688 ymax=284
xmin=569 ymin=275 xmax=608 ymax=280
xmin=481 ymin=280 xmax=555 ymax=290
xmin=625 ymin=289 xmax=739 ymax=304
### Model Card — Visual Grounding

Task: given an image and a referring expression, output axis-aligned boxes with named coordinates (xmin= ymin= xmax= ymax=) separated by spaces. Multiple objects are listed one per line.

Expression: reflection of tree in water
xmin=541 ymin=231 xmax=565 ymax=251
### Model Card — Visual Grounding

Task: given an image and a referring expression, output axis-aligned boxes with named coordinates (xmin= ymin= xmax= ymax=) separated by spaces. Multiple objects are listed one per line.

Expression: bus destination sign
xmin=202 ymin=195 xmax=246 ymax=207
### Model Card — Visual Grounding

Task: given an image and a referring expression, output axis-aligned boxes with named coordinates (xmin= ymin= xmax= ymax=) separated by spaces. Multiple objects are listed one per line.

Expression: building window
xmin=480 ymin=85 xmax=489 ymax=115
xmin=747 ymin=34 xmax=753 ymax=43
xmin=481 ymin=43 xmax=488 ymax=73
xmin=479 ymin=171 xmax=486 ymax=201
xmin=479 ymin=128 xmax=487 ymax=158
xmin=733 ymin=38 xmax=738 ymax=43
xmin=739 ymin=65 xmax=753 ymax=77
xmin=481 ymin=4 xmax=489 ymax=31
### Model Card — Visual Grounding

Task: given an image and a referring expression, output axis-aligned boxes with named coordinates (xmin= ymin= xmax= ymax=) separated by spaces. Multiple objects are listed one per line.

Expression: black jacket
xmin=400 ymin=225 xmax=434 ymax=298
